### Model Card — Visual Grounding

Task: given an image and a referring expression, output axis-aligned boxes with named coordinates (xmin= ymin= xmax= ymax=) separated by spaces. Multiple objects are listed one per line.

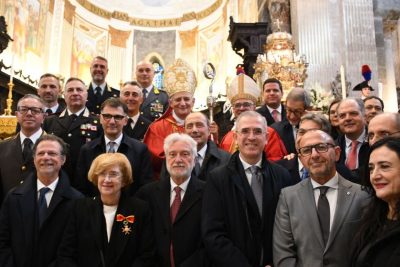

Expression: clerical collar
xmin=172 ymin=111 xmax=185 ymax=126
xmin=20 ymin=128 xmax=43 ymax=146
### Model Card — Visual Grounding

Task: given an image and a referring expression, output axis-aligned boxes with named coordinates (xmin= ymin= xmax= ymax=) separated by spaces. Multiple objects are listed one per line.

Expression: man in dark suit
xmin=202 ymin=111 xmax=293 ymax=267
xmin=0 ymin=94 xmax=46 ymax=204
xmin=43 ymin=77 xmax=102 ymax=185
xmin=0 ymin=134 xmax=82 ymax=267
xmin=276 ymin=113 xmax=332 ymax=184
xmin=37 ymin=73 xmax=65 ymax=115
xmin=87 ymin=56 xmax=120 ymax=114
xmin=271 ymin=87 xmax=311 ymax=154
xmin=335 ymin=98 xmax=369 ymax=184
xmin=273 ymin=130 xmax=369 ymax=266
xmin=120 ymin=80 xmax=151 ymax=141
xmin=76 ymin=98 xmax=153 ymax=196
xmin=137 ymin=133 xmax=206 ymax=267
xmin=184 ymin=112 xmax=230 ymax=181
xmin=256 ymin=78 xmax=287 ymax=126
xmin=137 ymin=61 xmax=169 ymax=121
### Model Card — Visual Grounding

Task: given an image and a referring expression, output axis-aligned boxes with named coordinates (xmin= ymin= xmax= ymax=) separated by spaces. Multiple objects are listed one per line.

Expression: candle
xmin=340 ymin=65 xmax=346 ymax=99
xmin=378 ymin=82 xmax=383 ymax=99
xmin=9 ymin=54 xmax=14 ymax=84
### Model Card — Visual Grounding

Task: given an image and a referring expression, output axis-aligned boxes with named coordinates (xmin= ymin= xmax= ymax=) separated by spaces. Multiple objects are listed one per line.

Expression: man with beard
xmin=86 ymin=56 xmax=119 ymax=114
xmin=120 ymin=81 xmax=151 ymax=141
xmin=273 ymin=130 xmax=368 ymax=266
xmin=137 ymin=133 xmax=206 ymax=267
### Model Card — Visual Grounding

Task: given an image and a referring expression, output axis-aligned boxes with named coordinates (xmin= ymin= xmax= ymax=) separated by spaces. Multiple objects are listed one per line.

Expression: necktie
xmin=142 ymin=88 xmax=147 ymax=100
xmin=38 ymin=187 xmax=51 ymax=227
xmin=272 ymin=109 xmax=280 ymax=122
xmin=346 ymin=140 xmax=359 ymax=170
xmin=170 ymin=186 xmax=182 ymax=267
xmin=22 ymin=138 xmax=33 ymax=162
xmin=127 ymin=118 xmax=134 ymax=129
xmin=108 ymin=141 xmax=116 ymax=153
xmin=317 ymin=186 xmax=330 ymax=245
xmin=249 ymin=166 xmax=263 ymax=216
xmin=46 ymin=108 xmax=53 ymax=115
xmin=194 ymin=154 xmax=201 ymax=177
xmin=301 ymin=168 xmax=309 ymax=180
xmin=95 ymin=86 xmax=102 ymax=99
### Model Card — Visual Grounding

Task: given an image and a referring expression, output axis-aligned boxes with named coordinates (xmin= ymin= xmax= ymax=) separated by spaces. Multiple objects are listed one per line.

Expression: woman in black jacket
xmin=351 ymin=137 xmax=400 ymax=267
xmin=58 ymin=153 xmax=155 ymax=267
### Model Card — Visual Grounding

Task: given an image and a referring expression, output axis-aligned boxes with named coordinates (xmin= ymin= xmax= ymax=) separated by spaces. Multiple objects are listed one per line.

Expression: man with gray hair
xmin=137 ymin=133 xmax=206 ymax=267
xmin=0 ymin=94 xmax=46 ymax=204
xmin=203 ymin=111 xmax=292 ymax=266
xmin=367 ymin=112 xmax=400 ymax=145
xmin=335 ymin=98 xmax=369 ymax=183
xmin=271 ymin=87 xmax=311 ymax=154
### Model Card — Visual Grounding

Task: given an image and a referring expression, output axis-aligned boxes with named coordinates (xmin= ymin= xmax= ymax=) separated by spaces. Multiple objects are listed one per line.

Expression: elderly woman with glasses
xmin=351 ymin=137 xmax=400 ymax=266
xmin=58 ymin=153 xmax=155 ymax=266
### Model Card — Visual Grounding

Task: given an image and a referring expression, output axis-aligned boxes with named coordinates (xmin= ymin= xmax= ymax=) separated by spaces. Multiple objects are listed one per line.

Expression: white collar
xmin=310 ymin=173 xmax=339 ymax=189
xmin=170 ymin=176 xmax=191 ymax=193
xmin=67 ymin=107 xmax=86 ymax=117
xmin=129 ymin=113 xmax=140 ymax=123
xmin=197 ymin=143 xmax=208 ymax=159
xmin=239 ymin=154 xmax=262 ymax=170
xmin=172 ymin=110 xmax=185 ymax=126
xmin=104 ymin=133 xmax=123 ymax=146
xmin=267 ymin=104 xmax=282 ymax=114
xmin=345 ymin=128 xmax=366 ymax=148
xmin=37 ymin=177 xmax=59 ymax=192
xmin=20 ymin=128 xmax=43 ymax=146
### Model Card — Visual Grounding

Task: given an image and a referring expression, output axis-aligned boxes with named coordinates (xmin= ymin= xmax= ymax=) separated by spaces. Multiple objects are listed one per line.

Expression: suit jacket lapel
xmin=89 ymin=197 xmax=106 ymax=254
xmin=155 ymin=179 xmax=173 ymax=229
xmin=142 ymin=88 xmax=157 ymax=108
xmin=10 ymin=134 xmax=24 ymax=168
xmin=325 ymin=176 xmax=355 ymax=251
xmin=298 ymin=181 xmax=325 ymax=249
xmin=174 ymin=178 xmax=202 ymax=224
xmin=56 ymin=114 xmax=72 ymax=131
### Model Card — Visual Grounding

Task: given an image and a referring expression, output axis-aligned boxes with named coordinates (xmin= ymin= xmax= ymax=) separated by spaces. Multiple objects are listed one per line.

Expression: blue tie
xmin=301 ymin=168 xmax=309 ymax=180
xmin=38 ymin=187 xmax=50 ymax=227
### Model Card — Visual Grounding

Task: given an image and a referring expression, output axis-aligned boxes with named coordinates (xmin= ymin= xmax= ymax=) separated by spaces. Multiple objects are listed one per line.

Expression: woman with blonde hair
xmin=58 ymin=153 xmax=155 ymax=266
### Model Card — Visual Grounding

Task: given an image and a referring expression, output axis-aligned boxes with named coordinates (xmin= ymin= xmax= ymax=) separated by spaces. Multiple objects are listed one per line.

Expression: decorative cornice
xmin=75 ymin=0 xmax=223 ymax=28
xmin=383 ymin=10 xmax=400 ymax=34
xmin=109 ymin=26 xmax=131 ymax=48
xmin=65 ymin=1 xmax=76 ymax=24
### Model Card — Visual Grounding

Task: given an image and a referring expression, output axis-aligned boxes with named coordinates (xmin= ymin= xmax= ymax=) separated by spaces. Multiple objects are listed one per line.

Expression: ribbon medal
xmin=116 ymin=214 xmax=135 ymax=235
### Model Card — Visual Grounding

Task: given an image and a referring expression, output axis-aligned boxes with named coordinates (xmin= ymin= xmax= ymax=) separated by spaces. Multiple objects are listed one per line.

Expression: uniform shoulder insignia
xmin=153 ymin=87 xmax=160 ymax=94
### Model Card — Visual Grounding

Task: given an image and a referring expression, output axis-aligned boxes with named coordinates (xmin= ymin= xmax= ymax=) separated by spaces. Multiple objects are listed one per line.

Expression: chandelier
xmin=253 ymin=30 xmax=308 ymax=98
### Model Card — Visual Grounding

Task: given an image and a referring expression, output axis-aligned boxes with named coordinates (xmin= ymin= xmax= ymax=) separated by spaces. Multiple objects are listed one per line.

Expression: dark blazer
xmin=76 ymin=134 xmax=153 ymax=196
xmin=352 ymin=224 xmax=400 ymax=267
xmin=123 ymin=115 xmax=152 ymax=141
xmin=140 ymin=86 xmax=169 ymax=122
xmin=256 ymin=105 xmax=287 ymax=126
xmin=275 ymin=156 xmax=302 ymax=184
xmin=271 ymin=120 xmax=296 ymax=154
xmin=43 ymin=108 xmax=102 ymax=184
xmin=86 ymin=84 xmax=120 ymax=115
xmin=202 ymin=152 xmax=293 ymax=267
xmin=0 ymin=132 xmax=43 ymax=204
xmin=335 ymin=134 xmax=370 ymax=184
xmin=57 ymin=192 xmax=155 ymax=267
xmin=197 ymin=141 xmax=231 ymax=181
xmin=0 ymin=172 xmax=82 ymax=267
xmin=136 ymin=176 xmax=207 ymax=267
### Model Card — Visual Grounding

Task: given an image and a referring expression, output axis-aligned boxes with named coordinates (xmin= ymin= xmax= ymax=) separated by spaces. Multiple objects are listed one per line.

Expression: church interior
xmin=0 ymin=0 xmax=400 ymax=137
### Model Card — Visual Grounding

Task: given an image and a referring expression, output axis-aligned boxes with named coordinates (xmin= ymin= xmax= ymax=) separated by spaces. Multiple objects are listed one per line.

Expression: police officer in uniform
xmin=43 ymin=77 xmax=102 ymax=186
xmin=136 ymin=61 xmax=169 ymax=121
xmin=87 ymin=56 xmax=119 ymax=115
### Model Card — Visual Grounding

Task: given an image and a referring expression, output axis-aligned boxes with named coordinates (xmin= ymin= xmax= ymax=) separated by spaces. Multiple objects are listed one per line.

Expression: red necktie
xmin=272 ymin=109 xmax=280 ymax=122
xmin=346 ymin=140 xmax=359 ymax=170
xmin=170 ymin=186 xmax=182 ymax=267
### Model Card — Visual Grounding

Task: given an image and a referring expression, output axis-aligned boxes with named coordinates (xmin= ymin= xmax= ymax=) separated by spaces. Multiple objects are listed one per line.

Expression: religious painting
xmin=71 ymin=15 xmax=108 ymax=82
xmin=12 ymin=0 xmax=49 ymax=57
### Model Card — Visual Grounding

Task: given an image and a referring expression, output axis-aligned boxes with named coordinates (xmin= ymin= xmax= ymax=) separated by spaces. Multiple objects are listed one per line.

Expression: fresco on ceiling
xmin=71 ymin=15 xmax=108 ymax=83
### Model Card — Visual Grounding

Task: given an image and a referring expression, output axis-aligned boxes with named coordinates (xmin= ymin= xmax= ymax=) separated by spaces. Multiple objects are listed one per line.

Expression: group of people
xmin=0 ymin=56 xmax=399 ymax=267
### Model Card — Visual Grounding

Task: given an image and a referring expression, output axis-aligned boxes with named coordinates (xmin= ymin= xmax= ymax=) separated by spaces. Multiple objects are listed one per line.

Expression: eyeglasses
xmin=233 ymin=102 xmax=253 ymax=109
xmin=286 ymin=108 xmax=305 ymax=117
xmin=367 ymin=130 xmax=400 ymax=141
xmin=236 ymin=127 xmax=265 ymax=136
xmin=99 ymin=171 xmax=121 ymax=179
xmin=298 ymin=143 xmax=335 ymax=156
xmin=17 ymin=106 xmax=44 ymax=115
xmin=101 ymin=114 xmax=126 ymax=121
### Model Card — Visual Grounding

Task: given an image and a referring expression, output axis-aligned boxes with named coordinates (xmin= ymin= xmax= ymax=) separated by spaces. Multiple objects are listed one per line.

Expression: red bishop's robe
xmin=220 ymin=127 xmax=288 ymax=161
xmin=143 ymin=108 xmax=185 ymax=179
